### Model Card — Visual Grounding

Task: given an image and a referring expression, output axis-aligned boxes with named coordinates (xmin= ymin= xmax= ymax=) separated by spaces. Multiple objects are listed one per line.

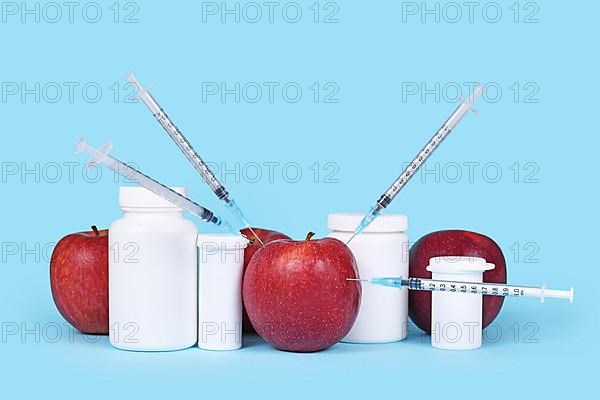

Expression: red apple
xmin=240 ymin=227 xmax=291 ymax=333
xmin=409 ymin=230 xmax=507 ymax=333
xmin=243 ymin=233 xmax=361 ymax=352
xmin=50 ymin=226 xmax=108 ymax=334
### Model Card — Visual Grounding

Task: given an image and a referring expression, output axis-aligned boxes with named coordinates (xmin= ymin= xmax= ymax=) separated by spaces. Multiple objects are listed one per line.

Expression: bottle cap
xmin=327 ymin=212 xmax=408 ymax=233
xmin=426 ymin=256 xmax=495 ymax=274
xmin=119 ymin=186 xmax=186 ymax=209
xmin=197 ymin=233 xmax=249 ymax=250
xmin=197 ymin=233 xmax=247 ymax=351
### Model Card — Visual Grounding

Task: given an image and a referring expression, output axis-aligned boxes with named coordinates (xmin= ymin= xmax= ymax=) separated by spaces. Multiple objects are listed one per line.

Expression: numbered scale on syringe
xmin=413 ymin=279 xmax=524 ymax=297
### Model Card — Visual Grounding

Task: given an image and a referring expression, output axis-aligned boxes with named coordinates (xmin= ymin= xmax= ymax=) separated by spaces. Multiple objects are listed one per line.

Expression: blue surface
xmin=0 ymin=1 xmax=596 ymax=398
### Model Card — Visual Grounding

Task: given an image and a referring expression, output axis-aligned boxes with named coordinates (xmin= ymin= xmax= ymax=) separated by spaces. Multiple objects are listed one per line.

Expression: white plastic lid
xmin=119 ymin=186 xmax=186 ymax=209
xmin=328 ymin=212 xmax=408 ymax=233
xmin=197 ymin=233 xmax=249 ymax=250
xmin=426 ymin=256 xmax=495 ymax=274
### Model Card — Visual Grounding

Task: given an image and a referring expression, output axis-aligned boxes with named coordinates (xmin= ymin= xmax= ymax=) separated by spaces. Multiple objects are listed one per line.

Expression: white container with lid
xmin=197 ymin=233 xmax=249 ymax=351
xmin=328 ymin=212 xmax=409 ymax=343
xmin=109 ymin=186 xmax=198 ymax=351
xmin=427 ymin=256 xmax=495 ymax=351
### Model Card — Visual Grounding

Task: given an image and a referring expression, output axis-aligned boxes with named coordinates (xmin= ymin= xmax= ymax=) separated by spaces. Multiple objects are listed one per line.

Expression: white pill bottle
xmin=328 ymin=212 xmax=409 ymax=343
xmin=197 ymin=233 xmax=249 ymax=351
xmin=427 ymin=256 xmax=495 ymax=350
xmin=109 ymin=186 xmax=198 ymax=351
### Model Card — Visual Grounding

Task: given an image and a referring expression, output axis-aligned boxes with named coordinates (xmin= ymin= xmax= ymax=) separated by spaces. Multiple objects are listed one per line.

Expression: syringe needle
xmin=247 ymin=226 xmax=265 ymax=246
xmin=224 ymin=199 xmax=265 ymax=246
xmin=346 ymin=232 xmax=358 ymax=245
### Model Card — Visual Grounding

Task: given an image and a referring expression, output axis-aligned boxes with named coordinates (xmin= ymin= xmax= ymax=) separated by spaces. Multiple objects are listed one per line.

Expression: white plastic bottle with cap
xmin=197 ymin=233 xmax=249 ymax=351
xmin=109 ymin=186 xmax=198 ymax=351
xmin=328 ymin=212 xmax=409 ymax=343
xmin=427 ymin=256 xmax=495 ymax=351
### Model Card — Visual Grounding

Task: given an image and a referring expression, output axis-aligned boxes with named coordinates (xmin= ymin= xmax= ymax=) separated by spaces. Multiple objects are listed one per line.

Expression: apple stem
xmin=91 ymin=225 xmax=99 ymax=236
xmin=305 ymin=232 xmax=316 ymax=241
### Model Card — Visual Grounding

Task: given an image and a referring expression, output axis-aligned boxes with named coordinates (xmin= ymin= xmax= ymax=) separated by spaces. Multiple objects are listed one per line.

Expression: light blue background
xmin=0 ymin=1 xmax=596 ymax=398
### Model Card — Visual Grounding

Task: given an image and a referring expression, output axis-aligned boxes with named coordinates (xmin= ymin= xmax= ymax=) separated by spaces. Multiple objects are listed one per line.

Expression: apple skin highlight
xmin=243 ymin=235 xmax=361 ymax=352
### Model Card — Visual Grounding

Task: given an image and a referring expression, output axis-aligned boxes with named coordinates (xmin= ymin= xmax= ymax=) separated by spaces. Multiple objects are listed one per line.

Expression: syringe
xmin=125 ymin=72 xmax=263 ymax=244
xmin=348 ymin=277 xmax=574 ymax=303
xmin=75 ymin=138 xmax=233 ymax=232
xmin=348 ymin=85 xmax=484 ymax=244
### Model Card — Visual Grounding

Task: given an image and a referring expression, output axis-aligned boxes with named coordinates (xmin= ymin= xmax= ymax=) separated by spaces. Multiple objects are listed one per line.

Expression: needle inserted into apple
xmin=347 ymin=85 xmax=484 ymax=244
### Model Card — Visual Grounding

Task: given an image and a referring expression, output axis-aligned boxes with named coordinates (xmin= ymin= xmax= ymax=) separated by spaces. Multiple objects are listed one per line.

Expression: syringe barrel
xmin=379 ymin=124 xmax=450 ymax=205
xmin=156 ymin=108 xmax=228 ymax=197
xmin=379 ymin=85 xmax=483 ymax=206
xmin=75 ymin=139 xmax=222 ymax=226
xmin=104 ymin=156 xmax=215 ymax=222
xmin=369 ymin=276 xmax=574 ymax=302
